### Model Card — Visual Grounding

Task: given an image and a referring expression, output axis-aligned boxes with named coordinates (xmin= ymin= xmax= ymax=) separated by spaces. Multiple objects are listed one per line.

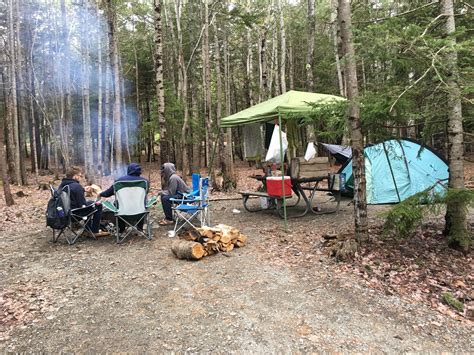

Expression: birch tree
xmin=338 ymin=0 xmax=368 ymax=244
xmin=106 ymin=0 xmax=122 ymax=171
xmin=80 ymin=2 xmax=93 ymax=176
xmin=203 ymin=0 xmax=213 ymax=164
xmin=279 ymin=0 xmax=286 ymax=94
xmin=60 ymin=0 xmax=71 ymax=168
xmin=306 ymin=0 xmax=315 ymax=92
xmin=6 ymin=0 xmax=21 ymax=185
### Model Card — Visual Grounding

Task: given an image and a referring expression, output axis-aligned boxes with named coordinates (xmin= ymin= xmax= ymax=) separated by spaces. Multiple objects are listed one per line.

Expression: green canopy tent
xmin=218 ymin=90 xmax=346 ymax=227
xmin=220 ymin=90 xmax=345 ymax=128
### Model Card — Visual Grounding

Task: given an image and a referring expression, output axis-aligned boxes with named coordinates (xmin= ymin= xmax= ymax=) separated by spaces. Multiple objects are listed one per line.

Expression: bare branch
xmin=356 ymin=1 xmax=439 ymax=24
xmin=389 ymin=66 xmax=432 ymax=113
xmin=186 ymin=11 xmax=217 ymax=73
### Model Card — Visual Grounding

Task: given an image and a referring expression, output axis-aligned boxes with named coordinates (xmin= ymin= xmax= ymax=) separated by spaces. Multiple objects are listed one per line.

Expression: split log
xmin=171 ymin=240 xmax=205 ymax=260
xmin=177 ymin=224 xmax=248 ymax=259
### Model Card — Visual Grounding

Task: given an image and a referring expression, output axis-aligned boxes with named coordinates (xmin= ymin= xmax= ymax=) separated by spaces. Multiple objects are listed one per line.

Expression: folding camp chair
xmin=50 ymin=185 xmax=98 ymax=245
xmin=168 ymin=173 xmax=200 ymax=213
xmin=172 ymin=177 xmax=210 ymax=235
xmin=102 ymin=180 xmax=157 ymax=244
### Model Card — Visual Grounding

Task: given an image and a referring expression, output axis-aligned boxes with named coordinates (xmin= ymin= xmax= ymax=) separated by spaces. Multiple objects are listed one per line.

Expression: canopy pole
xmin=278 ymin=111 xmax=288 ymax=231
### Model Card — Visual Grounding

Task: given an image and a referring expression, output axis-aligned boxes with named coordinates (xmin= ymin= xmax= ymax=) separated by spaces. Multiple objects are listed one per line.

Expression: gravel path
xmin=1 ymin=199 xmax=472 ymax=352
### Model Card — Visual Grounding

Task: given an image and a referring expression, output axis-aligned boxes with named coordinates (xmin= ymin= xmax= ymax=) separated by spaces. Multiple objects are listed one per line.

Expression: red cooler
xmin=266 ymin=176 xmax=292 ymax=198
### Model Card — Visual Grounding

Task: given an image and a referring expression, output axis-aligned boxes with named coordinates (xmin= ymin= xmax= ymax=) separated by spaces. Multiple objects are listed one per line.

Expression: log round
xmin=171 ymin=240 xmax=205 ymax=260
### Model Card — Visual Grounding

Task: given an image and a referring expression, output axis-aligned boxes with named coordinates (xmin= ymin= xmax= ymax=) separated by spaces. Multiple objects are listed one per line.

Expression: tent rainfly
xmin=339 ymin=139 xmax=449 ymax=204
xmin=320 ymin=143 xmax=352 ymax=164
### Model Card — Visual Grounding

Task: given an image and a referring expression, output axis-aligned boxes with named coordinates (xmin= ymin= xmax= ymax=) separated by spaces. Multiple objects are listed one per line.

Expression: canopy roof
xmin=220 ymin=90 xmax=346 ymax=128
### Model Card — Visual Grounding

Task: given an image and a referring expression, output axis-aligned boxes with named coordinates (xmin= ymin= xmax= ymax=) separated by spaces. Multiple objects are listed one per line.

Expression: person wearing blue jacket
xmin=99 ymin=163 xmax=149 ymax=232
xmin=99 ymin=163 xmax=148 ymax=198
xmin=59 ymin=166 xmax=108 ymax=237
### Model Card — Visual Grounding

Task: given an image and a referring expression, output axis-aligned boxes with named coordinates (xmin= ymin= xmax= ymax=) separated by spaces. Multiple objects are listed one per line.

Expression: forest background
xmin=0 ymin=0 xmax=472 ymax=240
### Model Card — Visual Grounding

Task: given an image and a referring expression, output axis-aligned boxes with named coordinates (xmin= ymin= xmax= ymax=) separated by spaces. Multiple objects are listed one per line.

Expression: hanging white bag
xmin=265 ymin=125 xmax=288 ymax=163
xmin=304 ymin=142 xmax=317 ymax=161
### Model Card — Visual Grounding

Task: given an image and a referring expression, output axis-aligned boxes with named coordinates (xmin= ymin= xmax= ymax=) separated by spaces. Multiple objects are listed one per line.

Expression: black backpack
xmin=46 ymin=186 xmax=70 ymax=230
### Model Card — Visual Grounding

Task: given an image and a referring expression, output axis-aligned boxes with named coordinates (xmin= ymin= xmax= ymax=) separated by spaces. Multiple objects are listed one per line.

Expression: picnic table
xmin=239 ymin=175 xmax=341 ymax=219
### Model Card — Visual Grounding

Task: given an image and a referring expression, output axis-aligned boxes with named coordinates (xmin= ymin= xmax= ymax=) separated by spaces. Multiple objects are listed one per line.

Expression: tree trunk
xmin=279 ymin=0 xmax=286 ymax=94
xmin=441 ymin=0 xmax=469 ymax=251
xmin=203 ymin=0 xmax=213 ymax=167
xmin=97 ymin=5 xmax=103 ymax=172
xmin=119 ymin=55 xmax=131 ymax=164
xmin=288 ymin=35 xmax=294 ymax=90
xmin=163 ymin=0 xmax=178 ymax=97
xmin=306 ymin=0 xmax=315 ymax=92
xmin=6 ymin=0 xmax=21 ymax=185
xmin=258 ymin=4 xmax=272 ymax=102
xmin=213 ymin=19 xmax=224 ymax=190
xmin=104 ymin=55 xmax=112 ymax=176
xmin=191 ymin=83 xmax=201 ymax=173
xmin=246 ymin=0 xmax=255 ymax=106
xmin=269 ymin=3 xmax=278 ymax=97
xmin=132 ymin=38 xmax=140 ymax=163
xmin=81 ymin=2 xmax=93 ymax=177
xmin=174 ymin=0 xmax=189 ymax=177
xmin=338 ymin=0 xmax=368 ymax=243
xmin=25 ymin=37 xmax=38 ymax=177
xmin=106 ymin=0 xmax=122 ymax=173
xmin=14 ymin=0 xmax=27 ymax=185
xmin=331 ymin=0 xmax=345 ymax=97
xmin=0 ymin=112 xmax=15 ymax=206
xmin=222 ymin=15 xmax=236 ymax=190
xmin=60 ymin=0 xmax=71 ymax=168
xmin=154 ymin=0 xmax=170 ymax=165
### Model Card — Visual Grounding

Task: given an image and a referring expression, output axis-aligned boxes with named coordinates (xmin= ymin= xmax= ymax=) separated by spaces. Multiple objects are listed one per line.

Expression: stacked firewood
xmin=171 ymin=224 xmax=248 ymax=260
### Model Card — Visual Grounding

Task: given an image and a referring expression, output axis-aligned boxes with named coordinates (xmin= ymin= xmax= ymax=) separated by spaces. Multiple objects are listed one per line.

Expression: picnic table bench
xmin=239 ymin=174 xmax=340 ymax=219
xmin=240 ymin=157 xmax=341 ymax=217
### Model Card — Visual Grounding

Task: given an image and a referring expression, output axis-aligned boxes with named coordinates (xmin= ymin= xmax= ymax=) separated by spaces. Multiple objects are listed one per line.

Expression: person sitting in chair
xmin=158 ymin=162 xmax=190 ymax=226
xmin=98 ymin=163 xmax=149 ymax=232
xmin=59 ymin=166 xmax=108 ymax=237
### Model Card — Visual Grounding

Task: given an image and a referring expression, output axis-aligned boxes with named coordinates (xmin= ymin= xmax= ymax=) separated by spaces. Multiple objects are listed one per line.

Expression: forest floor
xmin=0 ymin=162 xmax=473 ymax=352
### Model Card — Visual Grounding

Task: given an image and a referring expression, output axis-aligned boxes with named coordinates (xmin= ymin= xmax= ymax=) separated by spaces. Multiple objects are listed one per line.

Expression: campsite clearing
xmin=0 ymin=163 xmax=472 ymax=352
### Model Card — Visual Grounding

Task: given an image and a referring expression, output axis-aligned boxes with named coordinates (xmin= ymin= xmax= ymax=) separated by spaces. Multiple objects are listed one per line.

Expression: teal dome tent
xmin=339 ymin=139 xmax=449 ymax=204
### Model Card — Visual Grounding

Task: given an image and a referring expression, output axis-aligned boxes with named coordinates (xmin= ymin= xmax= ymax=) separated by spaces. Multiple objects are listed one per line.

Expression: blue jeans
xmin=161 ymin=194 xmax=182 ymax=221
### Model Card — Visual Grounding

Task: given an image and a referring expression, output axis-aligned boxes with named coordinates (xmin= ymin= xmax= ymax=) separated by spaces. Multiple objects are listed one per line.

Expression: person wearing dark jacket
xmin=158 ymin=162 xmax=190 ymax=225
xmin=98 ymin=163 xmax=149 ymax=232
xmin=58 ymin=166 xmax=107 ymax=237
xmin=99 ymin=163 xmax=148 ymax=198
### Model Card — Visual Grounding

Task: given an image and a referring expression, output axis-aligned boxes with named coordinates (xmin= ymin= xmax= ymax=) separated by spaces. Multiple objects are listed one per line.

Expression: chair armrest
xmin=102 ymin=200 xmax=118 ymax=213
xmin=146 ymin=196 xmax=158 ymax=209
xmin=183 ymin=189 xmax=199 ymax=197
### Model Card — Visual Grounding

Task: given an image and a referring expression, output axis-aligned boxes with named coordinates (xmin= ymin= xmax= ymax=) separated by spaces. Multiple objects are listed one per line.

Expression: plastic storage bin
xmin=266 ymin=176 xmax=292 ymax=198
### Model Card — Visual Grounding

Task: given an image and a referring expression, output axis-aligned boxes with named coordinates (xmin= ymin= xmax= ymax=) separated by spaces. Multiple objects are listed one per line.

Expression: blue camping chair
xmin=169 ymin=173 xmax=200 ymax=209
xmin=172 ymin=177 xmax=210 ymax=235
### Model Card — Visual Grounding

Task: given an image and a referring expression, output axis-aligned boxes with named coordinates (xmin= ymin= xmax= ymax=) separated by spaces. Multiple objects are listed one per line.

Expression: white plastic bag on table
xmin=264 ymin=125 xmax=288 ymax=163
xmin=304 ymin=142 xmax=317 ymax=161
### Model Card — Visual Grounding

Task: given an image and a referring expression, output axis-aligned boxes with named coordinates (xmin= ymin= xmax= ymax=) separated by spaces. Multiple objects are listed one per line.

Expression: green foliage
xmin=445 ymin=188 xmax=474 ymax=212
xmin=382 ymin=191 xmax=431 ymax=239
xmin=383 ymin=188 xmax=474 ymax=240
xmin=441 ymin=292 xmax=464 ymax=312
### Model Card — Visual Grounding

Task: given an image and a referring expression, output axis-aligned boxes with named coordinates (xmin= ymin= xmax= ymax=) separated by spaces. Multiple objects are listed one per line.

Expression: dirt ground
xmin=0 ymin=165 xmax=473 ymax=352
